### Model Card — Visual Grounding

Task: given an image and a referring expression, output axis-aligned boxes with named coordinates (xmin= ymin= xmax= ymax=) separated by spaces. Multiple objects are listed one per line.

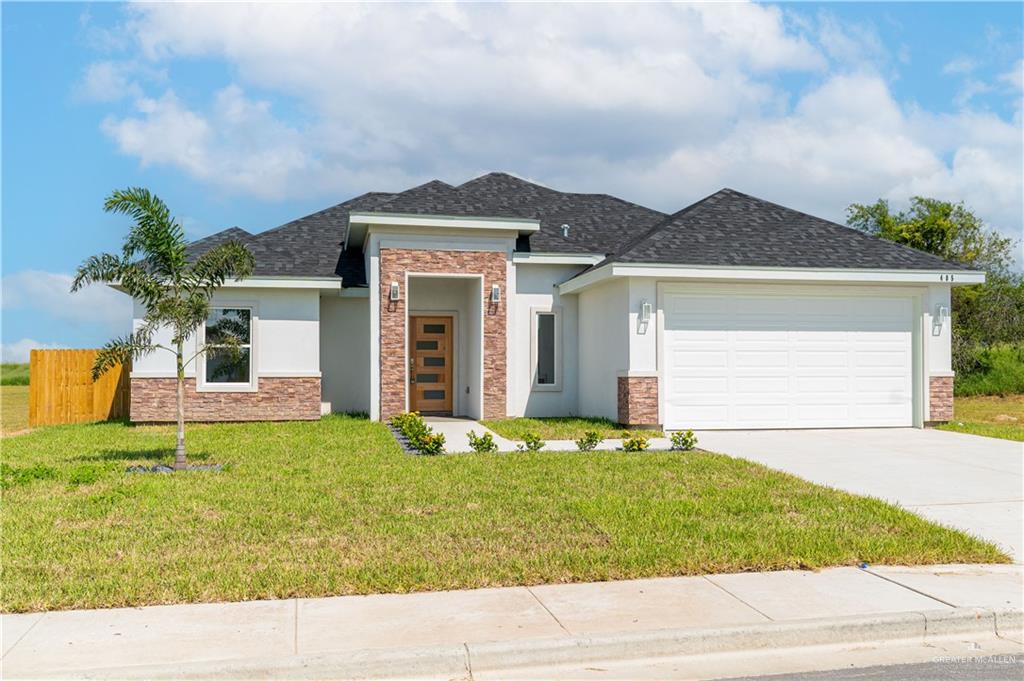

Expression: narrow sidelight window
xmin=532 ymin=307 xmax=561 ymax=391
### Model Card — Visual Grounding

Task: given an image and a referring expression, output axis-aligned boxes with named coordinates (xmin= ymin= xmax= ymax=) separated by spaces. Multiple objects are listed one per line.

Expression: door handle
xmin=409 ymin=357 xmax=415 ymax=383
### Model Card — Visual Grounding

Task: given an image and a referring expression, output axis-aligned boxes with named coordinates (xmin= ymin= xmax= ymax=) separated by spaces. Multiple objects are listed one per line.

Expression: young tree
xmin=72 ymin=188 xmax=254 ymax=470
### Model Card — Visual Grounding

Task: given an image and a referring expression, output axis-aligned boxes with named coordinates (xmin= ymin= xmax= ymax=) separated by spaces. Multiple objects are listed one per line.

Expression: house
xmin=127 ymin=173 xmax=982 ymax=430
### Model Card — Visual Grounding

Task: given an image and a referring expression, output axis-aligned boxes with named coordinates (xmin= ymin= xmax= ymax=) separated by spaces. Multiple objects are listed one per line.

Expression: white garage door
xmin=663 ymin=290 xmax=914 ymax=430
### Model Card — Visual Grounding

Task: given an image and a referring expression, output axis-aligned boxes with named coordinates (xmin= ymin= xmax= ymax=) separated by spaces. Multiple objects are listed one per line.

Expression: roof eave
xmin=558 ymin=263 xmax=986 ymax=294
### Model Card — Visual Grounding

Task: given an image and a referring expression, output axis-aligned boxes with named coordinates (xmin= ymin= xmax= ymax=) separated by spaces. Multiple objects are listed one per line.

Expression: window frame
xmin=197 ymin=303 xmax=258 ymax=393
xmin=530 ymin=305 xmax=562 ymax=392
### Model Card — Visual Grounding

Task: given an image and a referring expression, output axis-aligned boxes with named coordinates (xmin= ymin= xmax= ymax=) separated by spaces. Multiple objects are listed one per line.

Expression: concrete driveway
xmin=696 ymin=428 xmax=1023 ymax=562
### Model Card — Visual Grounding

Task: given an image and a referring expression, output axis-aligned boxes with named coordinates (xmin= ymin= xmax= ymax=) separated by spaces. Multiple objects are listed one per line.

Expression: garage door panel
xmin=664 ymin=292 xmax=913 ymax=430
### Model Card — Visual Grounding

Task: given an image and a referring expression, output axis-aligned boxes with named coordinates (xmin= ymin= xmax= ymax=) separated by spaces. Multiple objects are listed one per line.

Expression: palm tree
xmin=73 ymin=188 xmax=254 ymax=470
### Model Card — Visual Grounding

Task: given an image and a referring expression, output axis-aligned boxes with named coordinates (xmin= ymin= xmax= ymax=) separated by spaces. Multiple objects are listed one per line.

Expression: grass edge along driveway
xmin=2 ymin=415 xmax=1008 ymax=613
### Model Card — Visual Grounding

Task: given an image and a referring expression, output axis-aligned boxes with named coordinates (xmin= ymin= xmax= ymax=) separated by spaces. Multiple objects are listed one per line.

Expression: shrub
xmin=516 ymin=432 xmax=545 ymax=452
xmin=575 ymin=430 xmax=602 ymax=451
xmin=621 ymin=432 xmax=649 ymax=452
xmin=954 ymin=343 xmax=1024 ymax=396
xmin=417 ymin=432 xmax=446 ymax=456
xmin=467 ymin=430 xmax=498 ymax=453
xmin=670 ymin=429 xmax=698 ymax=451
xmin=389 ymin=412 xmax=445 ymax=455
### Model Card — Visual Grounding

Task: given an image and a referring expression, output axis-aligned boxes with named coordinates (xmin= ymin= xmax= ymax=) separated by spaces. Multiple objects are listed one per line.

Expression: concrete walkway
xmin=697 ymin=428 xmax=1024 ymax=562
xmin=4 ymin=565 xmax=1021 ymax=679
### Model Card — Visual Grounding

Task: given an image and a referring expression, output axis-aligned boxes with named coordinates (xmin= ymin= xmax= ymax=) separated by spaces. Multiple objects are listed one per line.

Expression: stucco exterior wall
xmin=320 ymin=295 xmax=371 ymax=414
xmin=577 ymin=278 xmax=629 ymax=421
xmin=508 ymin=263 xmax=585 ymax=417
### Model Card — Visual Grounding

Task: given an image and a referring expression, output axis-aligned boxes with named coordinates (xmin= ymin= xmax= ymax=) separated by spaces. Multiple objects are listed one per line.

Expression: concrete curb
xmin=27 ymin=607 xmax=1023 ymax=680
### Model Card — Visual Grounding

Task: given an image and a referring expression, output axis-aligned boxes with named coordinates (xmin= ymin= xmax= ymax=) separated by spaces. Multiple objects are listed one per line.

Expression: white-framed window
xmin=530 ymin=306 xmax=561 ymax=391
xmin=199 ymin=306 xmax=256 ymax=391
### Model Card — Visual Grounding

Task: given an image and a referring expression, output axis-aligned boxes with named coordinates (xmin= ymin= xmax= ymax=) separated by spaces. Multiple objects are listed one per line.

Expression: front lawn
xmin=2 ymin=415 xmax=1007 ymax=612
xmin=482 ymin=416 xmax=664 ymax=440
xmin=938 ymin=394 xmax=1024 ymax=442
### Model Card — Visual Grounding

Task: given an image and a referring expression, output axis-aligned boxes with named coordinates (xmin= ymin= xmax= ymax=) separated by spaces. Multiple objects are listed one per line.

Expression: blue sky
xmin=2 ymin=2 xmax=1022 ymax=361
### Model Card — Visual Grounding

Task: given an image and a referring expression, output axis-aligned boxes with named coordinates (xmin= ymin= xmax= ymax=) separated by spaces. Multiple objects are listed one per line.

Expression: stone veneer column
xmin=378 ymin=248 xmax=507 ymax=420
xmin=928 ymin=375 xmax=954 ymax=423
xmin=130 ymin=377 xmax=321 ymax=422
xmin=617 ymin=375 xmax=660 ymax=428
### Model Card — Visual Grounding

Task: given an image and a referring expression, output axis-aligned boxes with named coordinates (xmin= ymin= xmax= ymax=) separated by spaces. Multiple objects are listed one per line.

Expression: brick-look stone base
xmin=928 ymin=375 xmax=954 ymax=423
xmin=130 ymin=377 xmax=321 ymax=422
xmin=379 ymin=249 xmax=507 ymax=420
xmin=617 ymin=376 xmax=660 ymax=428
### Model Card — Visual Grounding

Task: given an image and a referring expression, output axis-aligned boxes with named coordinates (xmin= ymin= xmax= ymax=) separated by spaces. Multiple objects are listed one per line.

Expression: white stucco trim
xmin=559 ymin=263 xmax=986 ymax=294
xmin=217 ymin=277 xmax=344 ymax=290
xmin=350 ymin=211 xmax=539 ymax=232
xmin=512 ymin=252 xmax=604 ymax=265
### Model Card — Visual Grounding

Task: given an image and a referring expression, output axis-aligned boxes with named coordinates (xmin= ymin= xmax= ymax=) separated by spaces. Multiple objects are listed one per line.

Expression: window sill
xmin=532 ymin=384 xmax=562 ymax=393
xmin=196 ymin=383 xmax=258 ymax=393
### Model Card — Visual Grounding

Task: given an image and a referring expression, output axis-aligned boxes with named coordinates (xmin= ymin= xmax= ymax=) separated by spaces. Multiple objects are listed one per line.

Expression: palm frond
xmin=91 ymin=325 xmax=159 ymax=380
xmin=186 ymin=241 xmax=255 ymax=296
xmin=105 ymin=187 xmax=187 ymax=278
xmin=71 ymin=253 xmax=123 ymax=291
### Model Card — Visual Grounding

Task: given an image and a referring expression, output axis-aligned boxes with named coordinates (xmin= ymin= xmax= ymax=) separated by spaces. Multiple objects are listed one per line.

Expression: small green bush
xmin=621 ymin=432 xmax=650 ymax=452
xmin=389 ymin=412 xmax=445 ymax=455
xmin=670 ymin=429 xmax=698 ymax=451
xmin=418 ymin=432 xmax=446 ymax=456
xmin=955 ymin=343 xmax=1024 ymax=396
xmin=575 ymin=430 xmax=602 ymax=451
xmin=516 ymin=432 xmax=545 ymax=452
xmin=467 ymin=430 xmax=498 ymax=453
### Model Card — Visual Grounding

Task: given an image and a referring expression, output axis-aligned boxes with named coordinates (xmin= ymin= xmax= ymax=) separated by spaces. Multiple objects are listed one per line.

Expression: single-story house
xmin=126 ymin=172 xmax=982 ymax=430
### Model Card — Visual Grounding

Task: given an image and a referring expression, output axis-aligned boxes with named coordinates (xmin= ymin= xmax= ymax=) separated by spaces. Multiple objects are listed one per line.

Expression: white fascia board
xmin=511 ymin=252 xmax=605 ymax=265
xmin=558 ymin=263 xmax=985 ymax=294
xmin=110 ymin=277 xmax=344 ymax=293
xmin=349 ymin=211 xmax=540 ymax=233
xmin=218 ymin=277 xmax=344 ymax=290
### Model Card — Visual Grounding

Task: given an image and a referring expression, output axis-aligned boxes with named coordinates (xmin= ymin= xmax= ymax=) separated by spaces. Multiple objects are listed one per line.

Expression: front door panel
xmin=409 ymin=316 xmax=453 ymax=414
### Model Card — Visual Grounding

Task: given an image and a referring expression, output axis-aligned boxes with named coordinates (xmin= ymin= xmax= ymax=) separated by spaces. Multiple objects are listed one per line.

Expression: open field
xmin=1 ymin=386 xmax=30 ymax=434
xmin=2 ymin=414 xmax=1006 ymax=613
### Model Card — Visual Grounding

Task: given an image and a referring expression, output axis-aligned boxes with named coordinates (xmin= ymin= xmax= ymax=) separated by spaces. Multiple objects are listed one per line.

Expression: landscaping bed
xmin=1 ymin=414 xmax=1008 ymax=612
xmin=481 ymin=416 xmax=664 ymax=440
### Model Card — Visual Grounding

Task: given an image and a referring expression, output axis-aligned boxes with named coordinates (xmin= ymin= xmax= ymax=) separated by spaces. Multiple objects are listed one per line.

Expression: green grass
xmin=956 ymin=344 xmax=1024 ymax=397
xmin=1 ymin=385 xmax=30 ymax=434
xmin=482 ymin=416 xmax=664 ymax=440
xmin=938 ymin=395 xmax=1024 ymax=442
xmin=1 ymin=363 xmax=29 ymax=386
xmin=2 ymin=416 xmax=1006 ymax=613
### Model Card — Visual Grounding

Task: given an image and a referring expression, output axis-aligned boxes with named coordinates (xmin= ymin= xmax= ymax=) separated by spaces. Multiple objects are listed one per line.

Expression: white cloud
xmin=84 ymin=2 xmax=1021 ymax=246
xmin=1000 ymin=60 xmax=1023 ymax=92
xmin=1 ymin=270 xmax=132 ymax=333
xmin=943 ymin=56 xmax=978 ymax=75
xmin=1 ymin=339 xmax=66 ymax=364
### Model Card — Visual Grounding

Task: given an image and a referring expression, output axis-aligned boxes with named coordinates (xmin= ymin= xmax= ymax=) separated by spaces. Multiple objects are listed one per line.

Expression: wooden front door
xmin=409 ymin=316 xmax=453 ymax=414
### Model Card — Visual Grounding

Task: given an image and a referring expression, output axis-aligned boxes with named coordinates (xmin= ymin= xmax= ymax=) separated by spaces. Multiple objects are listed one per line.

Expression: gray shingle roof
xmin=601 ymin=188 xmax=972 ymax=271
xmin=186 ymin=176 xmax=969 ymax=286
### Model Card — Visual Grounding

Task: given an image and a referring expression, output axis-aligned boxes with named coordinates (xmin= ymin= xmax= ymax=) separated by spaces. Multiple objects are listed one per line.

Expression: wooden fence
xmin=28 ymin=350 xmax=131 ymax=427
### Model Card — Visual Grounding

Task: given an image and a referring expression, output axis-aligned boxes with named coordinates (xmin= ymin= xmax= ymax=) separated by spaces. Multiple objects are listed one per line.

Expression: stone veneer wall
xmin=617 ymin=376 xmax=660 ymax=428
xmin=928 ymin=375 xmax=954 ymax=423
xmin=130 ymin=377 xmax=321 ymax=422
xmin=378 ymin=248 xmax=507 ymax=420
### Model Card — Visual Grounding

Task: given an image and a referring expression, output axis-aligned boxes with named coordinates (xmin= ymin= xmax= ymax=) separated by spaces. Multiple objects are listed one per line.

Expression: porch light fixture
xmin=935 ymin=304 xmax=949 ymax=323
xmin=389 ymin=281 xmax=400 ymax=301
xmin=639 ymin=300 xmax=652 ymax=323
xmin=490 ymin=284 xmax=501 ymax=303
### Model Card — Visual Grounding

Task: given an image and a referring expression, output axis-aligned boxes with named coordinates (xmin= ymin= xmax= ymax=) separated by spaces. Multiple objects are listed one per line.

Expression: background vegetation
xmin=848 ymin=197 xmax=1024 ymax=397
xmin=1 ymin=364 xmax=30 ymax=386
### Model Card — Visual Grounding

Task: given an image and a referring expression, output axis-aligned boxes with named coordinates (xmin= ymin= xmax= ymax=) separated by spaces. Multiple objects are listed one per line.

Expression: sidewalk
xmin=4 ymin=564 xmax=1021 ymax=679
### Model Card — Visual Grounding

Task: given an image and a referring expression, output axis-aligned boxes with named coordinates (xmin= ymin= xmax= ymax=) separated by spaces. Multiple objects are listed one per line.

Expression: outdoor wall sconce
xmin=490 ymin=284 xmax=501 ymax=303
xmin=932 ymin=303 xmax=949 ymax=336
xmin=639 ymin=300 xmax=652 ymax=323
xmin=389 ymin=281 xmax=400 ymax=302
